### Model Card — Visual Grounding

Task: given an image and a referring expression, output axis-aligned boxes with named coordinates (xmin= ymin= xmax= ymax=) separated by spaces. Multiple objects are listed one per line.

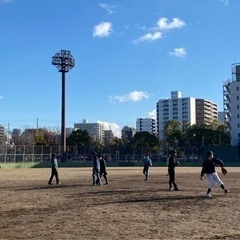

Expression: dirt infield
xmin=0 ymin=167 xmax=240 ymax=240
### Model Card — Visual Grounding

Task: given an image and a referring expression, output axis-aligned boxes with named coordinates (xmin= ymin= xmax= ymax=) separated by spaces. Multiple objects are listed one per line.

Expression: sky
xmin=0 ymin=0 xmax=239 ymax=137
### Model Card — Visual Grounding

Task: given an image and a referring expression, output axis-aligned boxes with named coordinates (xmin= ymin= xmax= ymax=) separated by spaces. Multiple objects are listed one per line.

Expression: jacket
xmin=201 ymin=158 xmax=224 ymax=177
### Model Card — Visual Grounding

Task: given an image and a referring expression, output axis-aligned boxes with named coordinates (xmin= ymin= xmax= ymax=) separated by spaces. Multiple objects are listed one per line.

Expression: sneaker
xmin=57 ymin=182 xmax=61 ymax=185
xmin=175 ymin=188 xmax=179 ymax=191
xmin=169 ymin=188 xmax=173 ymax=191
xmin=48 ymin=183 xmax=52 ymax=185
xmin=105 ymin=182 xmax=109 ymax=185
xmin=205 ymin=193 xmax=212 ymax=198
xmin=224 ymin=189 xmax=228 ymax=194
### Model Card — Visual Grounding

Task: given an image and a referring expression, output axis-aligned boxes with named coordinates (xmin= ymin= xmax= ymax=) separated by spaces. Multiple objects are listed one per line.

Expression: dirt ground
xmin=0 ymin=166 xmax=240 ymax=240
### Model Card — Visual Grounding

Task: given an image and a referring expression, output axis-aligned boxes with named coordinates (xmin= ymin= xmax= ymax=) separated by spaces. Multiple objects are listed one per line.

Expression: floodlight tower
xmin=52 ymin=50 xmax=75 ymax=153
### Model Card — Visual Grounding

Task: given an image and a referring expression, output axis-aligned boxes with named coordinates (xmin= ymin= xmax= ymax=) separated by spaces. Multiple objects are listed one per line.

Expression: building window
xmin=237 ymin=86 xmax=239 ymax=91
xmin=237 ymin=96 xmax=239 ymax=100
xmin=237 ymin=105 xmax=239 ymax=110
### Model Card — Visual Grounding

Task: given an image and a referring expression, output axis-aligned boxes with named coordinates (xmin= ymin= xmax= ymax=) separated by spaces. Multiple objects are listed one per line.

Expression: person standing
xmin=143 ymin=154 xmax=152 ymax=181
xmin=200 ymin=151 xmax=228 ymax=198
xmin=168 ymin=150 xmax=180 ymax=191
xmin=99 ymin=156 xmax=109 ymax=185
xmin=92 ymin=152 xmax=101 ymax=186
xmin=48 ymin=153 xmax=60 ymax=185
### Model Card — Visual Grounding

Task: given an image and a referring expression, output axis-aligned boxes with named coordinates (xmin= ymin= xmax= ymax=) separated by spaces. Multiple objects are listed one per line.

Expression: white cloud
xmin=97 ymin=121 xmax=121 ymax=138
xmin=147 ymin=109 xmax=156 ymax=120
xmin=109 ymin=91 xmax=150 ymax=104
xmin=0 ymin=96 xmax=3 ymax=100
xmin=219 ymin=0 xmax=229 ymax=6
xmin=133 ymin=32 xmax=162 ymax=44
xmin=157 ymin=17 xmax=185 ymax=30
xmin=169 ymin=47 xmax=186 ymax=57
xmin=0 ymin=0 xmax=13 ymax=3
xmin=93 ymin=22 xmax=112 ymax=38
xmin=99 ymin=3 xmax=117 ymax=14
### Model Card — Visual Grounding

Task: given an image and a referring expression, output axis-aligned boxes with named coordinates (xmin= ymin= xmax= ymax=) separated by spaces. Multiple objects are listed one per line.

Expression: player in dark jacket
xmin=168 ymin=150 xmax=180 ymax=191
xmin=99 ymin=156 xmax=108 ymax=185
xmin=200 ymin=151 xmax=228 ymax=198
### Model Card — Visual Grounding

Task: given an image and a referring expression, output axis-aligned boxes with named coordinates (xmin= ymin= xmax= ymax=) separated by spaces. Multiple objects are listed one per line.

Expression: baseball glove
xmin=221 ymin=167 xmax=227 ymax=175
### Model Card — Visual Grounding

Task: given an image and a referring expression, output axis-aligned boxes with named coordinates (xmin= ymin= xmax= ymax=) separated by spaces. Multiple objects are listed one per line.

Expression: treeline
xmin=11 ymin=120 xmax=230 ymax=156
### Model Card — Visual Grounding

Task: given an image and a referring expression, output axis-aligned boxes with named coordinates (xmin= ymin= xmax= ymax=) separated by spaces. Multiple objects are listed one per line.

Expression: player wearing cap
xmin=200 ymin=151 xmax=228 ymax=198
xmin=168 ymin=150 xmax=180 ymax=191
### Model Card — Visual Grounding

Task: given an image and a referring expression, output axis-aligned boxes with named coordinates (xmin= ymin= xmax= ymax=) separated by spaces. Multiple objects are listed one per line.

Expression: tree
xmin=163 ymin=120 xmax=184 ymax=149
xmin=131 ymin=131 xmax=159 ymax=155
xmin=34 ymin=128 xmax=58 ymax=146
xmin=67 ymin=129 xmax=91 ymax=146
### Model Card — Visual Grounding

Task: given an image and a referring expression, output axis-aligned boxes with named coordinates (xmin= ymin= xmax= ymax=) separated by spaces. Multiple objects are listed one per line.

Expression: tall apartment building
xmin=104 ymin=130 xmax=114 ymax=143
xmin=0 ymin=125 xmax=4 ymax=143
xmin=121 ymin=126 xmax=136 ymax=141
xmin=223 ymin=63 xmax=240 ymax=146
xmin=136 ymin=118 xmax=156 ymax=135
xmin=217 ymin=112 xmax=225 ymax=125
xmin=195 ymin=99 xmax=218 ymax=125
xmin=74 ymin=119 xmax=104 ymax=142
xmin=156 ymin=91 xmax=196 ymax=140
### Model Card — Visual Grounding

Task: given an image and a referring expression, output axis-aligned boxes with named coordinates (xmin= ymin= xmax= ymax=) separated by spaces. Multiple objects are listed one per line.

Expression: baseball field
xmin=0 ymin=166 xmax=240 ymax=240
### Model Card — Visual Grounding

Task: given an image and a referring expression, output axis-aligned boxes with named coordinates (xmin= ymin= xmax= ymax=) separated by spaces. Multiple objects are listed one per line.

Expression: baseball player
xmin=92 ymin=152 xmax=101 ymax=186
xmin=200 ymin=151 xmax=228 ymax=198
xmin=167 ymin=150 xmax=180 ymax=191
xmin=143 ymin=154 xmax=152 ymax=181
xmin=99 ymin=156 xmax=109 ymax=185
xmin=48 ymin=153 xmax=60 ymax=185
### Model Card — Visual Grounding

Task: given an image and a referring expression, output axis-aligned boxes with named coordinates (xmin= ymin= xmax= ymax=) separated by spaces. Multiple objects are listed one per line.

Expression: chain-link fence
xmin=0 ymin=144 xmax=238 ymax=166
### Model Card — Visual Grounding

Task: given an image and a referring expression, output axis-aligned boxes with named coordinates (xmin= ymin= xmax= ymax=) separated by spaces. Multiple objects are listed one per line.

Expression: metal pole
xmin=61 ymin=71 xmax=66 ymax=153
xmin=52 ymin=49 xmax=75 ymax=155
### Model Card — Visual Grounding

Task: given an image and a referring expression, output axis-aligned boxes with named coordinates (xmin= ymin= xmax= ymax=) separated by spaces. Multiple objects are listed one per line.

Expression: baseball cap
xmin=171 ymin=150 xmax=177 ymax=154
xmin=207 ymin=151 xmax=214 ymax=156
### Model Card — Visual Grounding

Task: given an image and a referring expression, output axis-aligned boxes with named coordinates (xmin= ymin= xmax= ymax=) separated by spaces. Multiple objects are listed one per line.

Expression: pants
xmin=206 ymin=172 xmax=224 ymax=189
xmin=48 ymin=168 xmax=59 ymax=184
xmin=143 ymin=166 xmax=150 ymax=179
xmin=92 ymin=168 xmax=101 ymax=185
xmin=168 ymin=168 xmax=178 ymax=189
xmin=100 ymin=170 xmax=108 ymax=183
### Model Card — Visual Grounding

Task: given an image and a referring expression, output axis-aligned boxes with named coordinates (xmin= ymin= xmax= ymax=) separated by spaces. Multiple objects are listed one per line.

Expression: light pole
xmin=52 ymin=50 xmax=75 ymax=153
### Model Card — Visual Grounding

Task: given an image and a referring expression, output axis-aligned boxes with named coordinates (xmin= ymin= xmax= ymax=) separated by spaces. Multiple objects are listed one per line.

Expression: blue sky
xmin=0 ymin=0 xmax=238 ymax=137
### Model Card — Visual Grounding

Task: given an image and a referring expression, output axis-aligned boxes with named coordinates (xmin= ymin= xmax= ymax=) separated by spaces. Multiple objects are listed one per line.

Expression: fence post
xmin=4 ymin=145 xmax=7 ymax=163
xmin=32 ymin=145 xmax=34 ymax=163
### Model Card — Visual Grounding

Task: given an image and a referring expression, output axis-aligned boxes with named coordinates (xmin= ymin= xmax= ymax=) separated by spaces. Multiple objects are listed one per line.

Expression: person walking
xmin=200 ymin=151 xmax=228 ymax=198
xmin=99 ymin=155 xmax=109 ymax=185
xmin=48 ymin=153 xmax=60 ymax=185
xmin=168 ymin=150 xmax=180 ymax=191
xmin=143 ymin=154 xmax=152 ymax=181
xmin=92 ymin=152 xmax=101 ymax=186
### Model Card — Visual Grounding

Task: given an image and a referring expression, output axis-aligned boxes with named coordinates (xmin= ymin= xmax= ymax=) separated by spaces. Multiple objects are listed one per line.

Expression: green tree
xmin=67 ymin=129 xmax=91 ymax=147
xmin=163 ymin=120 xmax=184 ymax=149
xmin=131 ymin=131 xmax=159 ymax=155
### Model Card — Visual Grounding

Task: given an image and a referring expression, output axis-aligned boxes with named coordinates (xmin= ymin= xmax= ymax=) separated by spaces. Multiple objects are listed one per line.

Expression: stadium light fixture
xmin=52 ymin=50 xmax=75 ymax=153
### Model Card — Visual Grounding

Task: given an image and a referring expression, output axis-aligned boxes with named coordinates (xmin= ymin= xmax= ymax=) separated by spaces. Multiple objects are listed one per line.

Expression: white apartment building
xmin=74 ymin=119 xmax=104 ymax=142
xmin=136 ymin=118 xmax=156 ymax=135
xmin=156 ymin=91 xmax=196 ymax=139
xmin=223 ymin=63 xmax=240 ymax=146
